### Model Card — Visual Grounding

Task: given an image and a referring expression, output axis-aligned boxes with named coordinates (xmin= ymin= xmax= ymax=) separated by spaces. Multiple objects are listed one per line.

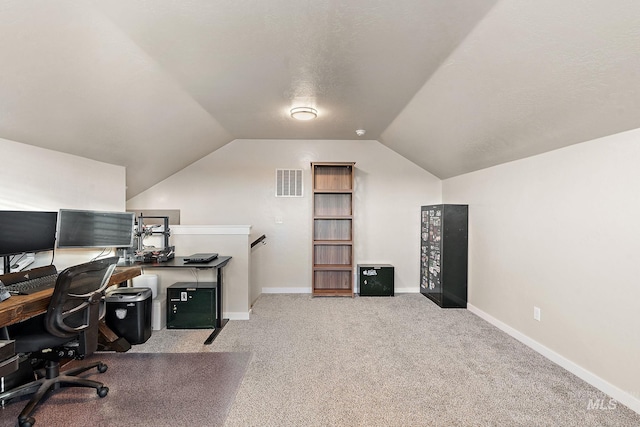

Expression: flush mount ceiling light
xmin=290 ymin=107 xmax=317 ymax=120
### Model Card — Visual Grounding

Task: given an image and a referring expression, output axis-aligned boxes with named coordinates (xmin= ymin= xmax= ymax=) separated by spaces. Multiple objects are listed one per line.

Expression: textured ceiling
xmin=381 ymin=0 xmax=640 ymax=178
xmin=1 ymin=1 xmax=639 ymax=198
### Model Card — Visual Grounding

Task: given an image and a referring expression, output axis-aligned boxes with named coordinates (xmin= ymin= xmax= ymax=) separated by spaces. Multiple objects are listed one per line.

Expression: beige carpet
xmin=9 ymin=293 xmax=636 ymax=426
xmin=0 ymin=352 xmax=250 ymax=427
xmin=207 ymin=294 xmax=639 ymax=427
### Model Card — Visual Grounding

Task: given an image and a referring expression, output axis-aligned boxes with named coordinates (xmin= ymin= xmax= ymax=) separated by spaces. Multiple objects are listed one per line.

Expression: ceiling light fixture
xmin=290 ymin=107 xmax=317 ymax=121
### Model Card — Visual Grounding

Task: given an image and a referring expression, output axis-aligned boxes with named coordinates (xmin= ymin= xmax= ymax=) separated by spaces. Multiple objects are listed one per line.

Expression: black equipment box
xmin=0 ymin=340 xmax=15 ymax=362
xmin=105 ymin=287 xmax=153 ymax=344
xmin=0 ymin=340 xmax=18 ymax=378
xmin=358 ymin=264 xmax=394 ymax=296
xmin=1 ymin=355 xmax=33 ymax=394
xmin=166 ymin=282 xmax=216 ymax=329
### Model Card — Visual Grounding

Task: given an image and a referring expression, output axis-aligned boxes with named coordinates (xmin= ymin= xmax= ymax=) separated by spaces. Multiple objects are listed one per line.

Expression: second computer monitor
xmin=57 ymin=209 xmax=135 ymax=249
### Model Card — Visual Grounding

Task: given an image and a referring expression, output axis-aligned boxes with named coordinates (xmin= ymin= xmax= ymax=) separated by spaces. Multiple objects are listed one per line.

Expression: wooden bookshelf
xmin=311 ymin=162 xmax=355 ymax=296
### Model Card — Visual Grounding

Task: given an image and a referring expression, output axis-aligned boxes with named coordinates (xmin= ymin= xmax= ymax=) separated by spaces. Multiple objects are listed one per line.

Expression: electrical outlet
xmin=533 ymin=306 xmax=541 ymax=321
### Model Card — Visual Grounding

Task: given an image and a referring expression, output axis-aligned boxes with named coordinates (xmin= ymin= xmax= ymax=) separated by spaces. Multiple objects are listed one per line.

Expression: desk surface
xmin=119 ymin=256 xmax=231 ymax=269
xmin=0 ymin=266 xmax=141 ymax=329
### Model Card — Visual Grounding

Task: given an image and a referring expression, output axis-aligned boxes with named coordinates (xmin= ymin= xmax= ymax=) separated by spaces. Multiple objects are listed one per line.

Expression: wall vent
xmin=276 ymin=169 xmax=303 ymax=197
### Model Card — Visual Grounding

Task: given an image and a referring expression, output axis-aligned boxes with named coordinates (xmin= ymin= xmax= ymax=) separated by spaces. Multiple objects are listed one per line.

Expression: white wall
xmin=0 ymin=137 xmax=126 ymax=270
xmin=443 ymin=128 xmax=640 ymax=412
xmin=127 ymin=139 xmax=441 ymax=295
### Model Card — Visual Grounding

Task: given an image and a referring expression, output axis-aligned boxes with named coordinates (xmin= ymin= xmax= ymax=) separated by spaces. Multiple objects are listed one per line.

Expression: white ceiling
xmin=1 ymin=1 xmax=639 ymax=198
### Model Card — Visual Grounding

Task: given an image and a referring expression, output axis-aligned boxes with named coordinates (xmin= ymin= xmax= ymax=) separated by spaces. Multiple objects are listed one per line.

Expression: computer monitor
xmin=57 ymin=209 xmax=135 ymax=249
xmin=0 ymin=210 xmax=58 ymax=257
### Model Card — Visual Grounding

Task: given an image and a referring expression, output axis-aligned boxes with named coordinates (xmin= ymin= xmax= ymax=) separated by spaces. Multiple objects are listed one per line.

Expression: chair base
xmin=0 ymin=359 xmax=109 ymax=427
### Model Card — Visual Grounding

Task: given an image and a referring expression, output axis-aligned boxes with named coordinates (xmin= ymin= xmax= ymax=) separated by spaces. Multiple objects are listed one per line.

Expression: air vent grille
xmin=276 ymin=169 xmax=303 ymax=197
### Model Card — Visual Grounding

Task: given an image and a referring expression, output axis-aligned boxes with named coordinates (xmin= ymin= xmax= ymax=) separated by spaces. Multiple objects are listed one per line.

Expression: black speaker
xmin=166 ymin=282 xmax=216 ymax=329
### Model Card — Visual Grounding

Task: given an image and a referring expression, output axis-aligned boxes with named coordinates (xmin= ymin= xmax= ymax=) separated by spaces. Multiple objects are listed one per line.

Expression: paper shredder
xmin=105 ymin=287 xmax=152 ymax=344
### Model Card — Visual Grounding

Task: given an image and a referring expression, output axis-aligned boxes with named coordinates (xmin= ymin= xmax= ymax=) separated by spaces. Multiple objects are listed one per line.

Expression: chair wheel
xmin=19 ymin=416 xmax=35 ymax=427
xmin=97 ymin=363 xmax=108 ymax=373
xmin=98 ymin=386 xmax=109 ymax=398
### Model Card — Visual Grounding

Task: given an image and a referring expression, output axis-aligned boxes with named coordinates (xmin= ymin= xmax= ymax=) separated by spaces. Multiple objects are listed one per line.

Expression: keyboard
xmin=6 ymin=274 xmax=58 ymax=295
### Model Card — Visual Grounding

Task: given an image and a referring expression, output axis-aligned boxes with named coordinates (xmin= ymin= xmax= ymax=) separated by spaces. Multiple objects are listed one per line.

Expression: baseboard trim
xmin=261 ymin=287 xmax=420 ymax=295
xmin=467 ymin=303 xmax=640 ymax=415
xmin=262 ymin=287 xmax=311 ymax=294
xmin=224 ymin=311 xmax=250 ymax=320
xmin=394 ymin=287 xmax=419 ymax=294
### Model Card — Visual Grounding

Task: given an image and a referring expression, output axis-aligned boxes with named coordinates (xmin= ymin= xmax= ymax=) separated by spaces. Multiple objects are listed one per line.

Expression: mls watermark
xmin=569 ymin=389 xmax=639 ymax=411
xmin=586 ymin=397 xmax=617 ymax=410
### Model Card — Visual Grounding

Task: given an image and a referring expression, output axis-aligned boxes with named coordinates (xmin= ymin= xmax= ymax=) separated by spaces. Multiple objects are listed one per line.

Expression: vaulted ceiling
xmin=2 ymin=1 xmax=639 ymax=199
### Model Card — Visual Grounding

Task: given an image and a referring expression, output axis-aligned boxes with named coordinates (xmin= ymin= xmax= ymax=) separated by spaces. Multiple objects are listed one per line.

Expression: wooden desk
xmin=0 ymin=267 xmax=141 ymax=351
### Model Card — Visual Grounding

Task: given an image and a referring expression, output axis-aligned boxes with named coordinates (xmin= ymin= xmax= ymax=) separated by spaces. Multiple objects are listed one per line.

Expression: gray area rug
xmin=0 ymin=352 xmax=250 ymax=427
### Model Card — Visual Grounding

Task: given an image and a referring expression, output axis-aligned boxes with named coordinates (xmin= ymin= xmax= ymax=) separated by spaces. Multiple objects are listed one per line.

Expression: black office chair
xmin=0 ymin=256 xmax=119 ymax=427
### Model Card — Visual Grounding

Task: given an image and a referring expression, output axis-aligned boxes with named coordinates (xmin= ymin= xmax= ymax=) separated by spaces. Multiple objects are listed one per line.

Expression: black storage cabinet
xmin=358 ymin=264 xmax=394 ymax=296
xmin=420 ymin=204 xmax=468 ymax=308
xmin=105 ymin=287 xmax=153 ymax=344
xmin=166 ymin=282 xmax=216 ymax=329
